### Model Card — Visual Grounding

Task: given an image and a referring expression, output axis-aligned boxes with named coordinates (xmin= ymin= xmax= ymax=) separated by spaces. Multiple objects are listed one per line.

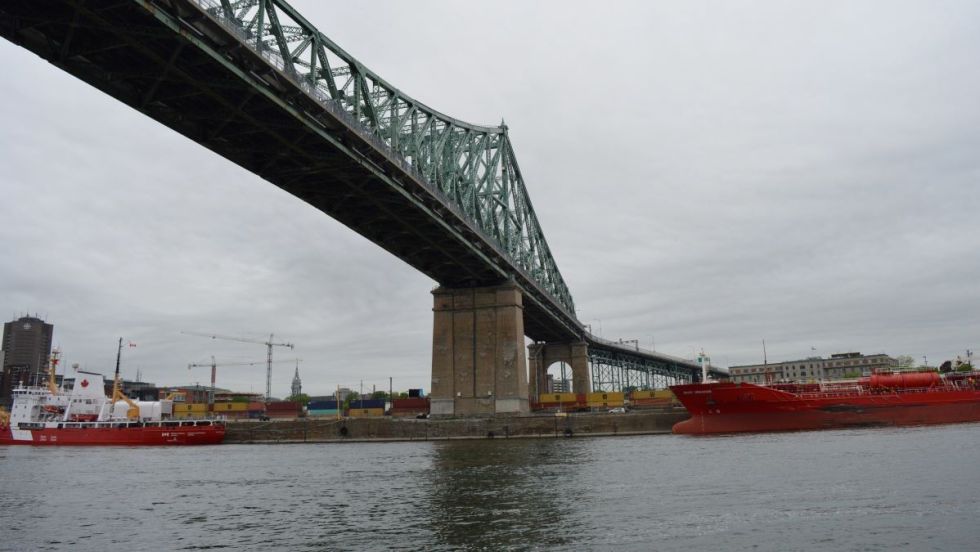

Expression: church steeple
xmin=291 ymin=361 xmax=302 ymax=397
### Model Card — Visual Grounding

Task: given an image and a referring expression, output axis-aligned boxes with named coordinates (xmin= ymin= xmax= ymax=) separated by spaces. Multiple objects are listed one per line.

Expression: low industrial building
xmin=730 ymin=352 xmax=897 ymax=383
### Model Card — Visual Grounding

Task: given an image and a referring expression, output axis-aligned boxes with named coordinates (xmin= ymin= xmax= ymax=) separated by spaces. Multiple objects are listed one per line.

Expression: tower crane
xmin=181 ymin=331 xmax=295 ymax=402
xmin=187 ymin=356 xmax=300 ymax=411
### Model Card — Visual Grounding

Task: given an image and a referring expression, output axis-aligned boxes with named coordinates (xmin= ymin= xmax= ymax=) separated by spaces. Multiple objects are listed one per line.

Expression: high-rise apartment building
xmin=1 ymin=315 xmax=55 ymax=407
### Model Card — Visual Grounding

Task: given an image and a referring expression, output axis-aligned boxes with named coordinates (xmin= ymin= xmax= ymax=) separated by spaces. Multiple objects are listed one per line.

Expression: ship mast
xmin=698 ymin=349 xmax=711 ymax=383
xmin=110 ymin=337 xmax=140 ymax=419
xmin=47 ymin=348 xmax=61 ymax=395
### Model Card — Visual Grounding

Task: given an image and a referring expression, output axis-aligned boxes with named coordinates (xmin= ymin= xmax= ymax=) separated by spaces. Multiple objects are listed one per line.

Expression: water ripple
xmin=1 ymin=426 xmax=979 ymax=550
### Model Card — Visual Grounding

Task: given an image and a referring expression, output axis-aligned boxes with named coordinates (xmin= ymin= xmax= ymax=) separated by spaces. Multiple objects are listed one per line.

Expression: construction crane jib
xmin=181 ymin=331 xmax=295 ymax=402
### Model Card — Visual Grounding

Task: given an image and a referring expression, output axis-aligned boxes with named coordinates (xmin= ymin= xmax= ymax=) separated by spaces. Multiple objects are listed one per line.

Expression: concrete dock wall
xmin=224 ymin=409 xmax=689 ymax=443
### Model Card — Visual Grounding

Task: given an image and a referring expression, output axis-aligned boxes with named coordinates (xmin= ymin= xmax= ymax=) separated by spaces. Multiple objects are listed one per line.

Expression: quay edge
xmin=223 ymin=409 xmax=689 ymax=443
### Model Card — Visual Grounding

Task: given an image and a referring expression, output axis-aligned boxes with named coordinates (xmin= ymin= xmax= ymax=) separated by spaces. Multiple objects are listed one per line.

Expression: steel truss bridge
xmin=588 ymin=339 xmax=705 ymax=390
xmin=0 ymin=0 xmax=725 ymax=388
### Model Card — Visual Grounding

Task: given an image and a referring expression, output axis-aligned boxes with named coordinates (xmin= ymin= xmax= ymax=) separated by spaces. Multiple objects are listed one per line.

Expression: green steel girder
xmin=0 ymin=0 xmax=734 ymax=368
xmin=187 ymin=0 xmax=576 ymax=315
xmin=588 ymin=347 xmax=696 ymax=392
xmin=0 ymin=0 xmax=586 ymax=341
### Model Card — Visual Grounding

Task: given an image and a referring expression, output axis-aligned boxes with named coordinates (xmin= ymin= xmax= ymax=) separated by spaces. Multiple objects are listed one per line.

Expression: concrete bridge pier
xmin=528 ymin=341 xmax=591 ymax=399
xmin=430 ymin=283 xmax=529 ymax=416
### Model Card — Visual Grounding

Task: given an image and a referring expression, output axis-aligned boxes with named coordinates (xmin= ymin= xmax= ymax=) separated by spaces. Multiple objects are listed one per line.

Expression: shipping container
xmin=586 ymin=392 xmax=625 ymax=408
xmin=587 ymin=392 xmax=624 ymax=402
xmin=307 ymin=409 xmax=340 ymax=417
xmin=538 ymin=393 xmax=577 ymax=404
xmin=349 ymin=399 xmax=385 ymax=409
xmin=211 ymin=402 xmax=248 ymax=411
xmin=391 ymin=398 xmax=429 ymax=409
xmin=308 ymin=400 xmax=342 ymax=411
xmin=266 ymin=401 xmax=301 ymax=412
xmin=348 ymin=407 xmax=384 ymax=418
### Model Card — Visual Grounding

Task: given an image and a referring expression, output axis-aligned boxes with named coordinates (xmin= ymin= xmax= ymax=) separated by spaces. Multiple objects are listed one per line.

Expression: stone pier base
xmin=430 ymin=283 xmax=529 ymax=416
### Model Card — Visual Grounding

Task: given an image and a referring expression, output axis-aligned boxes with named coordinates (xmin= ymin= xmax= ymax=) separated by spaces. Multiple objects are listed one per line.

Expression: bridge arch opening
xmin=545 ymin=362 xmax=573 ymax=394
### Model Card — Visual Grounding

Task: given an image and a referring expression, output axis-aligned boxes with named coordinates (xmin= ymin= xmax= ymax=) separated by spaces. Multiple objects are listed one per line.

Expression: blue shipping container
xmin=308 ymin=400 xmax=341 ymax=410
xmin=352 ymin=399 xmax=386 ymax=409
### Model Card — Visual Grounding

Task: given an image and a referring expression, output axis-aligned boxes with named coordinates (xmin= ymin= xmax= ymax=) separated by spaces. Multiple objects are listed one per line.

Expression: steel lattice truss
xmin=589 ymin=349 xmax=694 ymax=392
xmin=193 ymin=0 xmax=574 ymax=314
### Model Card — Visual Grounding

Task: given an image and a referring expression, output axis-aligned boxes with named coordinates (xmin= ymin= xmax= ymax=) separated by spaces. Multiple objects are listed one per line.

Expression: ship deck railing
xmin=22 ymin=420 xmax=222 ymax=430
xmin=795 ymin=383 xmax=969 ymax=401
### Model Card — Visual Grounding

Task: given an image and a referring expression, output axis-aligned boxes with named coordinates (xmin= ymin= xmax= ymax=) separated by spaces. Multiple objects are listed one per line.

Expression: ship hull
xmin=0 ymin=423 xmax=225 ymax=446
xmin=671 ymin=380 xmax=980 ymax=435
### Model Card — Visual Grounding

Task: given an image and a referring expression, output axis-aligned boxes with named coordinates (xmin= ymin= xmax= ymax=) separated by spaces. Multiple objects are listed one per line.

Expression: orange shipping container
xmin=586 ymin=392 xmax=624 ymax=408
xmin=348 ymin=408 xmax=385 ymax=418
xmin=212 ymin=402 xmax=248 ymax=412
xmin=539 ymin=393 xmax=577 ymax=404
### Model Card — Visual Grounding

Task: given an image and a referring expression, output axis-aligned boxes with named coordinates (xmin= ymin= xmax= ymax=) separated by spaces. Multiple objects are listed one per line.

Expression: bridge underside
xmin=0 ymin=0 xmax=577 ymax=342
xmin=2 ymin=1 xmax=720 ymax=412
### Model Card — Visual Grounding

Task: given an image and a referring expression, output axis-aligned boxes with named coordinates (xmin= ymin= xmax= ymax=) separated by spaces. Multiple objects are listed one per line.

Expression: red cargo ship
xmin=0 ymin=343 xmax=224 ymax=446
xmin=670 ymin=371 xmax=980 ymax=435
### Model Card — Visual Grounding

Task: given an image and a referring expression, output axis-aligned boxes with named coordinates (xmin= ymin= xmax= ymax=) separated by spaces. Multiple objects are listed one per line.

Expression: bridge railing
xmin=586 ymin=334 xmax=698 ymax=368
xmin=186 ymin=0 xmax=575 ymax=316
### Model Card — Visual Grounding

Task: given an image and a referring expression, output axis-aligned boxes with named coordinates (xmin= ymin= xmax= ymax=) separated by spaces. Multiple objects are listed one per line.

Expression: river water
xmin=2 ymin=423 xmax=979 ymax=551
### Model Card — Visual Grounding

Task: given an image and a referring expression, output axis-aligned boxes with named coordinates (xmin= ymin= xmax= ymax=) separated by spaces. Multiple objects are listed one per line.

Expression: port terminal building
xmin=729 ymin=352 xmax=897 ymax=383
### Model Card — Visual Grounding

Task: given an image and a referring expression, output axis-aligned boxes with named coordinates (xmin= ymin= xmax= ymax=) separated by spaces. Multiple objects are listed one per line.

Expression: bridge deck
xmin=0 ymin=0 xmax=579 ymax=341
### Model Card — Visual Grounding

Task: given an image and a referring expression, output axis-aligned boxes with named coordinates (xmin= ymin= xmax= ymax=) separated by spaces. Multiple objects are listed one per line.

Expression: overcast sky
xmin=2 ymin=1 xmax=978 ymax=398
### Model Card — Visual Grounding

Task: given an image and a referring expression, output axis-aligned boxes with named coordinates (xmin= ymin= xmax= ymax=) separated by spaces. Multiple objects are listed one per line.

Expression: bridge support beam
xmin=430 ymin=283 xmax=529 ymax=417
xmin=528 ymin=341 xmax=590 ymax=399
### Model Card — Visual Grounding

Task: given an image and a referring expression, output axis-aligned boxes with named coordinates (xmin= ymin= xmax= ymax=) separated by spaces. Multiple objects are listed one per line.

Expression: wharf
xmin=224 ymin=409 xmax=688 ymax=443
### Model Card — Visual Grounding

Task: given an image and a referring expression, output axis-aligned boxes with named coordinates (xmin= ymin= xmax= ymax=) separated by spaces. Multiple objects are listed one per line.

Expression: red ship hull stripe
xmin=0 ymin=425 xmax=225 ymax=446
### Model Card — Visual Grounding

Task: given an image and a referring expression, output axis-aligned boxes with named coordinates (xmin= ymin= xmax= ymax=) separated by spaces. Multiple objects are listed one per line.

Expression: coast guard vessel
xmin=0 ymin=342 xmax=224 ymax=446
